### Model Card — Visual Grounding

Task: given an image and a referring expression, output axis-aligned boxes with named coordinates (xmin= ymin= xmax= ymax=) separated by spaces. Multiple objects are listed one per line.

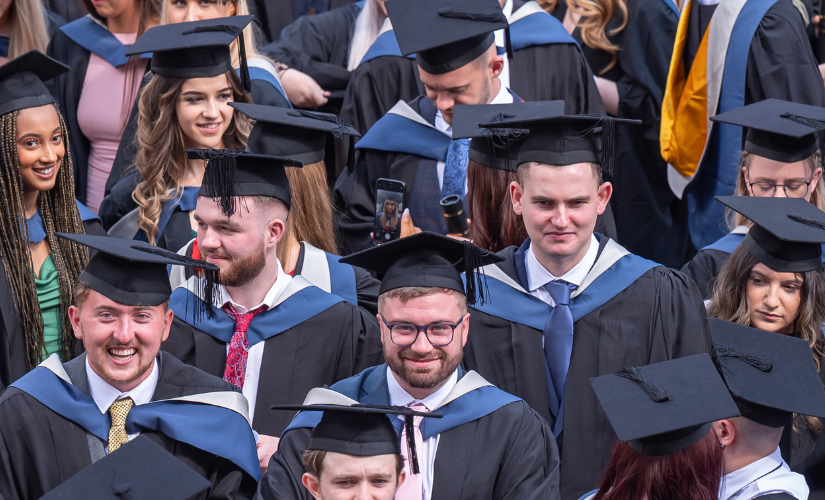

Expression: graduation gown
xmin=247 ymin=0 xmax=360 ymax=44
xmin=256 ymin=364 xmax=561 ymax=500
xmin=462 ymin=235 xmax=713 ymax=500
xmin=781 ymin=367 xmax=825 ymax=500
xmin=0 ymin=204 xmax=105 ymax=392
xmin=0 ymin=352 xmax=259 ymax=500
xmin=45 ymin=16 xmax=151 ymax=204
xmin=163 ymin=276 xmax=383 ymax=436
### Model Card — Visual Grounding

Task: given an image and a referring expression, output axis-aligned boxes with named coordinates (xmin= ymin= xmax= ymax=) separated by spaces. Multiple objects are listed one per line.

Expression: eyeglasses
xmin=380 ymin=316 xmax=464 ymax=347
xmin=747 ymin=173 xmax=813 ymax=198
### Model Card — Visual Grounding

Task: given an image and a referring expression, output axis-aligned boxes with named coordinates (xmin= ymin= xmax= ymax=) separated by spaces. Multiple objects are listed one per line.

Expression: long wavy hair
xmin=132 ymin=70 xmax=251 ymax=244
xmin=276 ymin=161 xmax=339 ymax=264
xmin=4 ymin=0 xmax=51 ymax=59
xmin=0 ymin=106 xmax=88 ymax=368
xmin=708 ymin=246 xmax=825 ymax=433
xmin=379 ymin=198 xmax=399 ymax=231
xmin=567 ymin=0 xmax=628 ymax=74
xmin=592 ymin=429 xmax=724 ymax=500
xmin=729 ymin=151 xmax=825 ymax=229
xmin=467 ymin=160 xmax=527 ymax=252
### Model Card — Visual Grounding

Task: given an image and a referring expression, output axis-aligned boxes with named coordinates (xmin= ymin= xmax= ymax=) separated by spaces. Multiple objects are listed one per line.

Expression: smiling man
xmin=0 ymin=234 xmax=259 ymax=500
xmin=459 ymin=113 xmax=712 ymax=500
xmin=257 ymin=233 xmax=560 ymax=500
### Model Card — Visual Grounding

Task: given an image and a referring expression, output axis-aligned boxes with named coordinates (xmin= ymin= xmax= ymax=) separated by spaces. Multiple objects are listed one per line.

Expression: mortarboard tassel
xmin=504 ymin=26 xmax=514 ymax=61
xmin=404 ymin=414 xmax=421 ymax=475
xmin=600 ymin=115 xmax=616 ymax=182
xmin=779 ymin=112 xmax=825 ymax=171
xmin=182 ymin=24 xmax=250 ymax=93
xmin=194 ymin=149 xmax=241 ymax=217
xmin=437 ymin=7 xmax=508 ymax=24
xmin=788 ymin=214 xmax=825 ymax=231
xmin=711 ymin=344 xmax=773 ymax=377
xmin=287 ymin=109 xmax=352 ymax=139
xmin=614 ymin=367 xmax=671 ymax=403
xmin=462 ymin=241 xmax=492 ymax=306
xmin=482 ymin=113 xmax=528 ymax=171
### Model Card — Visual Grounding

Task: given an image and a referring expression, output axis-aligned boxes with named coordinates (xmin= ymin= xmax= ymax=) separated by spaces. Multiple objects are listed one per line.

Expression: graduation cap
xmin=40 ymin=436 xmax=210 ymax=500
xmin=708 ymin=318 xmax=825 ymax=428
xmin=188 ymin=148 xmax=303 ymax=217
xmin=0 ymin=50 xmax=69 ymax=116
xmin=125 ymin=16 xmax=254 ymax=92
xmin=479 ymin=114 xmax=641 ymax=179
xmin=452 ymin=101 xmax=565 ymax=172
xmin=56 ymin=233 xmax=220 ymax=319
xmin=230 ymin=103 xmax=361 ymax=165
xmin=339 ymin=232 xmax=504 ymax=305
xmin=710 ymin=99 xmax=825 ymax=163
xmin=590 ymin=354 xmax=740 ymax=457
xmin=385 ymin=0 xmax=511 ymax=75
xmin=715 ymin=196 xmax=825 ymax=272
xmin=272 ymin=404 xmax=441 ymax=475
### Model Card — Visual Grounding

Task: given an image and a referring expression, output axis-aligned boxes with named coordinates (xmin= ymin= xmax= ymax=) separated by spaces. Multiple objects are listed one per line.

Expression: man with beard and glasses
xmin=256 ymin=232 xmax=561 ymax=500
xmin=0 ymin=234 xmax=260 ymax=500
xmin=163 ymin=149 xmax=384 ymax=476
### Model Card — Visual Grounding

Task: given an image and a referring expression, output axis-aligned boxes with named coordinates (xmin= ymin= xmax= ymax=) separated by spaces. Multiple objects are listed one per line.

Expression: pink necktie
xmin=395 ymin=402 xmax=429 ymax=500
xmin=222 ymin=303 xmax=268 ymax=389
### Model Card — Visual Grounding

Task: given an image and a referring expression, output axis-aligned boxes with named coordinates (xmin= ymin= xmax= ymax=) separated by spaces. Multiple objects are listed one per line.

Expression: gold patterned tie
xmin=108 ymin=397 xmax=134 ymax=453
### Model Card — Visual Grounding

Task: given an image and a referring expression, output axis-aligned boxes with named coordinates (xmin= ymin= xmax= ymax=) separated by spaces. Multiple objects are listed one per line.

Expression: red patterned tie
xmin=222 ymin=303 xmax=268 ymax=389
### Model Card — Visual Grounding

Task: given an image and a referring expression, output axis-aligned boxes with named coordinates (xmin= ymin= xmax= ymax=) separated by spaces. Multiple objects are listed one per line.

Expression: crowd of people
xmin=2 ymin=0 xmax=825 ymax=499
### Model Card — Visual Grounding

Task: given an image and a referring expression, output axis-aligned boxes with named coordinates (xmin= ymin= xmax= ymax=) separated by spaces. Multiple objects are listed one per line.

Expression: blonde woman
xmin=0 ymin=0 xmax=61 ymax=66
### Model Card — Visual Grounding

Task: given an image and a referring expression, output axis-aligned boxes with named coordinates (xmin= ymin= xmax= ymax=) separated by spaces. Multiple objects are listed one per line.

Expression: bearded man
xmin=163 ymin=151 xmax=383 ymax=475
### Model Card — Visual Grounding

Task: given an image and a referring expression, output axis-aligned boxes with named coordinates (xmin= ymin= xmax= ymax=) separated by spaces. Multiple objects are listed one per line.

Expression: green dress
xmin=34 ymin=254 xmax=62 ymax=361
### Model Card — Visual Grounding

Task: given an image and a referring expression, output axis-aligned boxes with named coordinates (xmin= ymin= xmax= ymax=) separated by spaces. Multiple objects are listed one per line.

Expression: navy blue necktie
xmin=442 ymin=138 xmax=470 ymax=198
xmin=543 ymin=281 xmax=576 ymax=414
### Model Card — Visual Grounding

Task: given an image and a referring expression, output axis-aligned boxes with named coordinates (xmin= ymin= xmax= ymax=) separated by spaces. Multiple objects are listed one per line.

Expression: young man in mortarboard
xmin=0 ymin=234 xmax=260 ymax=500
xmin=682 ymin=99 xmax=825 ymax=299
xmin=169 ymin=103 xmax=382 ymax=316
xmin=163 ymin=150 xmax=383 ymax=472
xmin=257 ymin=233 xmax=561 ymax=500
xmin=709 ymin=319 xmax=825 ymax=500
xmin=459 ymin=112 xmax=712 ymax=500
xmin=659 ymin=0 xmax=825 ymax=254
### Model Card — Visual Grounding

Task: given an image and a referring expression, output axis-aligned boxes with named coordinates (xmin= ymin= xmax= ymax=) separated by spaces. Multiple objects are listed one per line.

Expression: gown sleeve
xmin=679 ymin=249 xmax=729 ymax=300
xmin=353 ymin=266 xmax=381 ymax=317
xmin=98 ymin=169 xmax=141 ymax=231
xmin=255 ymin=427 xmax=314 ymax=500
xmin=649 ymin=268 xmax=714 ymax=362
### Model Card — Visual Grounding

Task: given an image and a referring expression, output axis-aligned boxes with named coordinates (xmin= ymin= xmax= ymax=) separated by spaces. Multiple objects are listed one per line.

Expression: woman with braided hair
xmin=99 ymin=18 xmax=253 ymax=253
xmin=0 ymin=51 xmax=104 ymax=391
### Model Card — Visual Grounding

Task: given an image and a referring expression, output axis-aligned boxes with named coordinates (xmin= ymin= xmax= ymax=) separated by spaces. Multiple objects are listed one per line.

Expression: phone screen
xmin=374 ymin=190 xmax=404 ymax=242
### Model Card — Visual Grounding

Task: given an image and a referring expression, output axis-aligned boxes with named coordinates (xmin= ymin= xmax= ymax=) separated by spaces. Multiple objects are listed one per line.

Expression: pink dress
xmin=77 ymin=32 xmax=147 ymax=214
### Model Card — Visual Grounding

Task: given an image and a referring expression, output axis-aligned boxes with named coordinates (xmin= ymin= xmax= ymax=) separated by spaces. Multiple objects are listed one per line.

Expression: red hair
xmin=466 ymin=160 xmax=528 ymax=252
xmin=593 ymin=429 xmax=723 ymax=500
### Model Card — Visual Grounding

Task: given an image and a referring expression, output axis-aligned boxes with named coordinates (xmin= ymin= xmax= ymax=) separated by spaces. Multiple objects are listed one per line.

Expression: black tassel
xmin=788 ymin=214 xmax=825 ymax=231
xmin=461 ymin=241 xmax=491 ymax=306
xmin=437 ymin=7 xmax=508 ymax=24
xmin=288 ymin=109 xmax=351 ymax=139
xmin=237 ymin=31 xmax=251 ymax=94
xmin=194 ymin=149 xmax=242 ymax=217
xmin=780 ymin=112 xmax=825 ymax=131
xmin=481 ymin=114 xmax=528 ymax=171
xmin=404 ymin=414 xmax=420 ymax=475
xmin=600 ymin=115 xmax=616 ymax=181
xmin=712 ymin=344 xmax=773 ymax=376
xmin=504 ymin=26 xmax=513 ymax=61
xmin=615 ymin=367 xmax=671 ymax=403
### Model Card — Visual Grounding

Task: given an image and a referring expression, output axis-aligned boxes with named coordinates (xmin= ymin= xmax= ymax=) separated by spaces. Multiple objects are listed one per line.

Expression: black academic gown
xmin=0 ymin=352 xmax=258 ymax=500
xmin=0 ymin=218 xmax=106 ymax=392
xmin=781 ymin=368 xmax=825 ymax=500
xmin=248 ymin=0 xmax=360 ymax=44
xmin=681 ymin=247 xmax=729 ymax=299
xmin=256 ymin=364 xmax=561 ymax=500
xmin=554 ymin=0 xmax=687 ymax=268
xmin=162 ymin=283 xmax=383 ymax=436
xmin=462 ymin=237 xmax=713 ymax=500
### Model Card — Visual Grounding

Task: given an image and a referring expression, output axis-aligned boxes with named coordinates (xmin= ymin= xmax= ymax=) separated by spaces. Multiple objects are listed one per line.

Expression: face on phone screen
xmin=374 ymin=191 xmax=404 ymax=241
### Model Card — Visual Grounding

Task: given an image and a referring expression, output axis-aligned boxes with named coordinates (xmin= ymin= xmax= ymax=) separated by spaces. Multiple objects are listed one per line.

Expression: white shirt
xmin=719 ymin=447 xmax=809 ymax=500
xmin=525 ymin=234 xmax=599 ymax=306
xmin=220 ymin=259 xmax=292 ymax=423
xmin=387 ymin=366 xmax=459 ymax=500
xmin=435 ymin=83 xmax=514 ymax=190
xmin=86 ymin=357 xmax=159 ymax=450
xmin=496 ymin=0 xmax=514 ymax=88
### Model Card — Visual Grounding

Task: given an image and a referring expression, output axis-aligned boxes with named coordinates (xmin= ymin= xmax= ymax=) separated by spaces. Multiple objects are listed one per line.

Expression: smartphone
xmin=373 ymin=178 xmax=406 ymax=244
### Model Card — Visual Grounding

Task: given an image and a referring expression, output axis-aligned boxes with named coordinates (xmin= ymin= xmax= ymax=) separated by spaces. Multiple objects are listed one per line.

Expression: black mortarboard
xmin=708 ymin=318 xmax=825 ymax=428
xmin=125 ymin=16 xmax=254 ymax=92
xmin=0 ymin=50 xmax=69 ymax=116
xmin=40 ymin=436 xmax=210 ymax=500
xmin=710 ymin=99 xmax=825 ymax=163
xmin=339 ymin=232 xmax=504 ymax=305
xmin=479 ymin=114 xmax=640 ymax=179
xmin=56 ymin=233 xmax=219 ymax=318
xmin=386 ymin=0 xmax=511 ymax=75
xmin=230 ymin=103 xmax=361 ymax=165
xmin=452 ymin=101 xmax=565 ymax=172
xmin=189 ymin=148 xmax=303 ymax=216
xmin=272 ymin=404 xmax=441 ymax=474
xmin=590 ymin=354 xmax=740 ymax=456
xmin=715 ymin=196 xmax=825 ymax=272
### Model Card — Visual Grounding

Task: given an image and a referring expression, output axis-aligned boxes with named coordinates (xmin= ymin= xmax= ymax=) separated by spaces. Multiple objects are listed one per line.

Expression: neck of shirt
xmin=85 ymin=356 xmax=159 ymax=414
xmin=526 ymin=234 xmax=599 ymax=291
xmin=221 ymin=259 xmax=292 ymax=314
xmin=387 ymin=366 xmax=459 ymax=410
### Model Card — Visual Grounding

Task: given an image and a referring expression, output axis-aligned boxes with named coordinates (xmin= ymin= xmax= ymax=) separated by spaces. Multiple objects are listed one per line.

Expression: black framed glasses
xmin=747 ymin=173 xmax=813 ymax=198
xmin=380 ymin=316 xmax=464 ymax=347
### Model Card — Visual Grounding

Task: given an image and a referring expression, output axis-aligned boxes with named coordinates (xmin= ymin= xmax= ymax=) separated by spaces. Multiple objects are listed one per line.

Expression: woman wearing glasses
xmin=681 ymin=100 xmax=825 ymax=299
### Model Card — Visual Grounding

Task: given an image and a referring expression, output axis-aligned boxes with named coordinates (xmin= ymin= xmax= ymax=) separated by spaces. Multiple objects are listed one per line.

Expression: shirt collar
xmin=220 ymin=259 xmax=292 ymax=314
xmin=386 ymin=366 xmax=459 ymax=411
xmin=85 ymin=356 xmax=159 ymax=414
xmin=526 ymin=234 xmax=599 ymax=292
xmin=719 ymin=447 xmax=785 ymax=500
xmin=502 ymin=0 xmax=513 ymax=19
